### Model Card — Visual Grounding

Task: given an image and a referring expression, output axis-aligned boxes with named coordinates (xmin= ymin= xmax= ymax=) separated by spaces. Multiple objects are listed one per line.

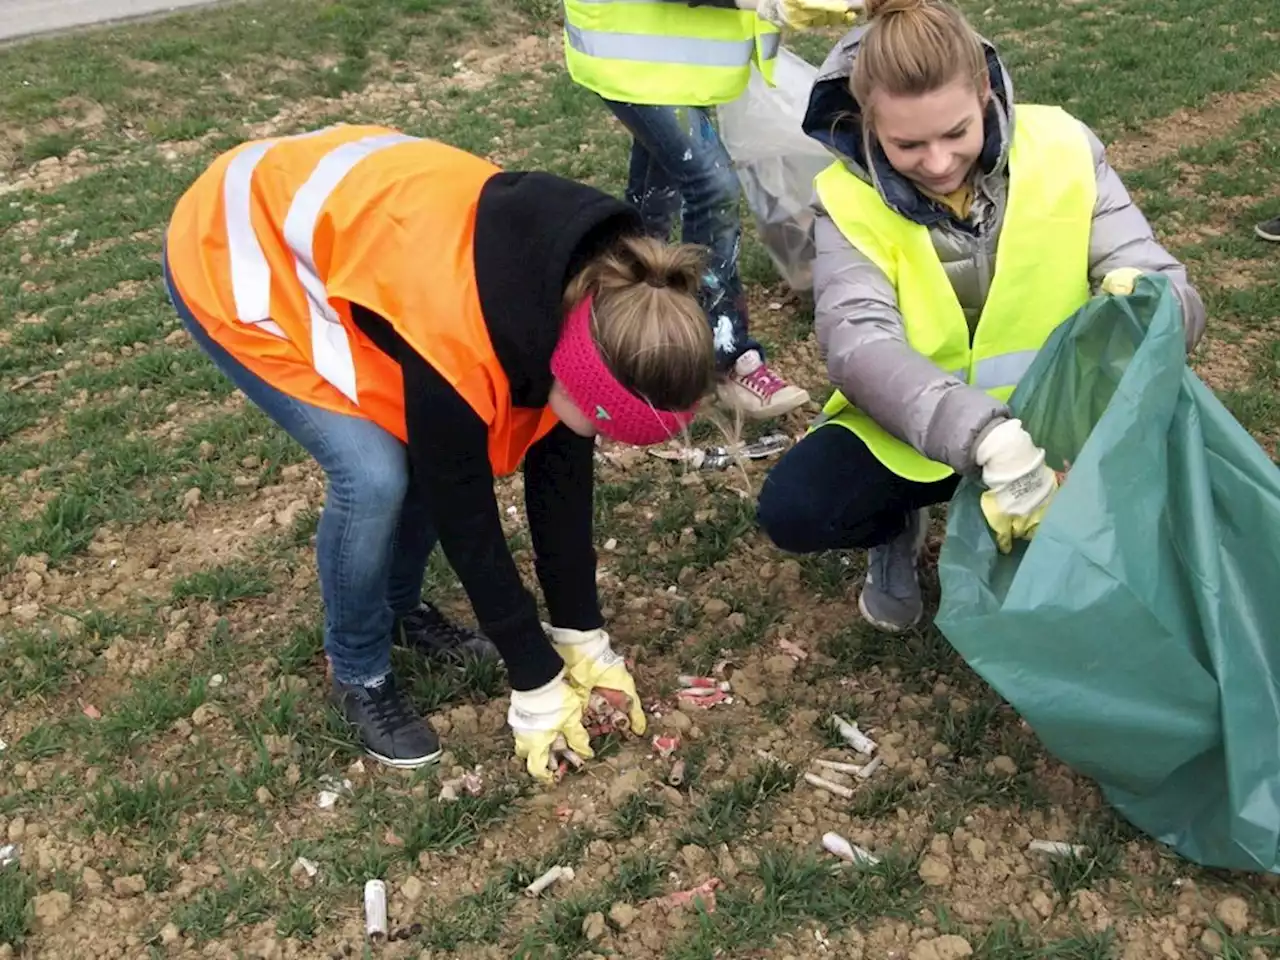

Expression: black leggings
xmin=756 ymin=425 xmax=960 ymax=552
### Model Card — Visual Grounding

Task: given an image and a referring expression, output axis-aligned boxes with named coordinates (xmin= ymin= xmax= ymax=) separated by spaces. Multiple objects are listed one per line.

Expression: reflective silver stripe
xmin=225 ymin=126 xmax=334 ymax=331
xmin=972 ymin=350 xmax=1039 ymax=390
xmin=224 ymin=141 xmax=277 ymax=324
xmin=282 ymin=132 xmax=416 ymax=403
xmin=566 ymin=23 xmax=755 ymax=67
xmin=758 ymin=30 xmax=780 ymax=60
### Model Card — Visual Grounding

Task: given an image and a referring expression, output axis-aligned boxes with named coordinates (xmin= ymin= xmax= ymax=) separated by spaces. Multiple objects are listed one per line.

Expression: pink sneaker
xmin=716 ymin=351 xmax=810 ymax=419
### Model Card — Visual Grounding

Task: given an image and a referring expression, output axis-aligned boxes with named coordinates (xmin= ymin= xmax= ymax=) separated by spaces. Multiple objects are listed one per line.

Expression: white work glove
xmin=974 ymin=418 xmax=1060 ymax=554
xmin=508 ymin=670 xmax=594 ymax=783
xmin=753 ymin=0 xmax=860 ymax=30
xmin=546 ymin=625 xmax=647 ymax=735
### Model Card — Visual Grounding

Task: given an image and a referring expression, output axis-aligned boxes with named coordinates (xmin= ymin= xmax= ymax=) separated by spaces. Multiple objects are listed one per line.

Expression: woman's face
xmin=871 ymin=77 xmax=990 ymax=196
xmin=549 ymin=379 xmax=598 ymax=438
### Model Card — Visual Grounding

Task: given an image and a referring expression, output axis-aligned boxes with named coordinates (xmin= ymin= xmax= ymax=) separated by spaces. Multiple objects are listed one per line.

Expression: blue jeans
xmin=603 ymin=100 xmax=762 ymax=370
xmin=162 ymin=259 xmax=437 ymax=686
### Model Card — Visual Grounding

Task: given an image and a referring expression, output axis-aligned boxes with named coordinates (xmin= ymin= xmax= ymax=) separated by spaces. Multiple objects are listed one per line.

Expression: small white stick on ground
xmin=1028 ymin=840 xmax=1090 ymax=857
xmin=524 ymin=865 xmax=574 ymax=898
xmin=831 ymin=715 xmax=878 ymax=755
xmin=813 ymin=758 xmax=864 ymax=775
xmin=822 ymin=831 xmax=880 ymax=866
xmin=803 ymin=772 xmax=855 ymax=799
xmin=364 ymin=880 xmax=388 ymax=940
xmin=855 ymin=756 xmax=884 ymax=780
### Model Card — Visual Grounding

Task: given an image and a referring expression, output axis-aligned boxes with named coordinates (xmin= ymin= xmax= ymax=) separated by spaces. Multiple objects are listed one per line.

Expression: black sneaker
xmin=329 ymin=674 xmax=442 ymax=769
xmin=394 ymin=602 xmax=500 ymax=663
xmin=1255 ymin=216 xmax=1280 ymax=243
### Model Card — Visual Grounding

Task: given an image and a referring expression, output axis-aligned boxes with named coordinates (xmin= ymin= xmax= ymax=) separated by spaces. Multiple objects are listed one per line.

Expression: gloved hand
xmin=546 ymin=625 xmax=647 ymax=735
xmin=508 ymin=670 xmax=594 ymax=783
xmin=974 ymin=418 xmax=1060 ymax=554
xmin=754 ymin=0 xmax=859 ymax=30
xmin=1101 ymin=266 xmax=1144 ymax=296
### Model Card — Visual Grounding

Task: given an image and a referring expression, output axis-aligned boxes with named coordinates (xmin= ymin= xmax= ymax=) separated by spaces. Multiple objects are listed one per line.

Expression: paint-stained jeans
xmin=603 ymin=99 xmax=762 ymax=371
xmin=162 ymin=256 xmax=437 ymax=686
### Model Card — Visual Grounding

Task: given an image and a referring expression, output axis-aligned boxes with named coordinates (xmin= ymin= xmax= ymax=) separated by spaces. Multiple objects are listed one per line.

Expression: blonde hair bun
xmin=563 ymin=235 xmax=714 ymax=411
xmin=864 ymin=0 xmax=930 ymax=17
xmin=852 ymin=0 xmax=986 ymax=111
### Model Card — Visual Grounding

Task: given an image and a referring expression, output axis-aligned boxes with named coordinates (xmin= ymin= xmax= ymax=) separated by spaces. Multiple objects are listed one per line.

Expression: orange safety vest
xmin=165 ymin=124 xmax=561 ymax=476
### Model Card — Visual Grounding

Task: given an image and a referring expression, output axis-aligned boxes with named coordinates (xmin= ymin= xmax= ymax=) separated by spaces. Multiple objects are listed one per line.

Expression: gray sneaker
xmin=329 ymin=674 xmax=442 ymax=769
xmin=858 ymin=508 xmax=928 ymax=633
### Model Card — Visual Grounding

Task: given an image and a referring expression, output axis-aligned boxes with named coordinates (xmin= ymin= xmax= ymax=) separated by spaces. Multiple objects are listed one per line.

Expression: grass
xmin=0 ymin=866 xmax=33 ymax=949
xmin=667 ymin=847 xmax=922 ymax=958
xmin=0 ymin=0 xmax=1277 ymax=954
xmin=972 ymin=924 xmax=1118 ymax=960
xmin=676 ymin=760 xmax=798 ymax=848
xmin=513 ymin=852 xmax=668 ymax=958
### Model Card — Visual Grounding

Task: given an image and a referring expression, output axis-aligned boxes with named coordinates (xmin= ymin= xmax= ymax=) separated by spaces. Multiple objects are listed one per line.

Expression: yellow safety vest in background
xmin=562 ymin=0 xmax=779 ymax=107
xmin=813 ymin=104 xmax=1097 ymax=483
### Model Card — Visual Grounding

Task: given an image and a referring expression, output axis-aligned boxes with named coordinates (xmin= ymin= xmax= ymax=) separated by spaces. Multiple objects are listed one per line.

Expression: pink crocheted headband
xmin=550 ymin=296 xmax=697 ymax=446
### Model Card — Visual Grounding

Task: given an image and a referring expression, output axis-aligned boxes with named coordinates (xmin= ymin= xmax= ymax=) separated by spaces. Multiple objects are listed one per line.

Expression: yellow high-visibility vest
xmin=562 ymin=0 xmax=778 ymax=107
xmin=814 ymin=104 xmax=1096 ymax=482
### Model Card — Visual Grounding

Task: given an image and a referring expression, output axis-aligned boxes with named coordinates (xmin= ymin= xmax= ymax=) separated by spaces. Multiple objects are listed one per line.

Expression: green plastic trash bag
xmin=936 ymin=274 xmax=1280 ymax=874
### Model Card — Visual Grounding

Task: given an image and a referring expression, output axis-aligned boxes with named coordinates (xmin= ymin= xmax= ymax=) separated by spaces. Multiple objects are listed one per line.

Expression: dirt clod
xmin=113 ymin=874 xmax=146 ymax=897
xmin=33 ymin=891 xmax=72 ymax=928
xmin=918 ymin=855 xmax=952 ymax=887
xmin=582 ymin=911 xmax=607 ymax=942
xmin=910 ymin=934 xmax=973 ymax=960
xmin=608 ymin=768 xmax=650 ymax=804
xmin=609 ymin=902 xmax=638 ymax=930
xmin=1214 ymin=896 xmax=1249 ymax=935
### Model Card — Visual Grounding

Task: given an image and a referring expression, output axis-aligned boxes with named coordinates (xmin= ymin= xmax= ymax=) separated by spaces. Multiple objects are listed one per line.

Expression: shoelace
xmin=739 ymin=363 xmax=787 ymax=399
xmin=364 ymin=679 xmax=419 ymax=735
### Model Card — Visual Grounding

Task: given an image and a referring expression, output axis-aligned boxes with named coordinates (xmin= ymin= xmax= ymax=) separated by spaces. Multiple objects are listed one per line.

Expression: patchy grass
xmin=0 ymin=0 xmax=1278 ymax=956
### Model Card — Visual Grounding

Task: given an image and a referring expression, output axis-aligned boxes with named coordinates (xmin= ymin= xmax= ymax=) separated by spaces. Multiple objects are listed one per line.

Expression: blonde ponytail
xmin=853 ymin=0 xmax=987 ymax=119
xmin=564 ymin=235 xmax=714 ymax=411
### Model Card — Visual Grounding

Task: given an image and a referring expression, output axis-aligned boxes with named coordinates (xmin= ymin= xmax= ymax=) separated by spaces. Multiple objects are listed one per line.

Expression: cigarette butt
xmin=822 ymin=831 xmax=879 ymax=866
xmin=756 ymin=749 xmax=780 ymax=764
xmin=803 ymin=772 xmax=855 ymax=799
xmin=596 ymin=688 xmax=630 ymax=712
xmin=813 ymin=758 xmax=864 ymax=775
xmin=551 ymin=734 xmax=584 ymax=769
xmin=524 ymin=864 xmax=574 ymax=898
xmin=855 ymin=756 xmax=884 ymax=780
xmin=364 ymin=879 xmax=388 ymax=939
xmin=668 ymin=759 xmax=687 ymax=786
xmin=610 ymin=710 xmax=631 ymax=733
xmin=1028 ymin=840 xmax=1089 ymax=858
xmin=677 ymin=676 xmax=731 ymax=691
xmin=677 ymin=685 xmax=729 ymax=696
xmin=831 ymin=715 xmax=878 ymax=755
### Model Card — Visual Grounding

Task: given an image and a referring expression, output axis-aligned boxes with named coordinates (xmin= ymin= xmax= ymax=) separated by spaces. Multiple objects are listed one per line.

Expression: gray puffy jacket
xmin=802 ymin=27 xmax=1206 ymax=475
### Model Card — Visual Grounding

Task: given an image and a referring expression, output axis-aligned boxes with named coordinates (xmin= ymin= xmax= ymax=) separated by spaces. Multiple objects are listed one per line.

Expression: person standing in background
xmin=560 ymin=0 xmax=857 ymax=418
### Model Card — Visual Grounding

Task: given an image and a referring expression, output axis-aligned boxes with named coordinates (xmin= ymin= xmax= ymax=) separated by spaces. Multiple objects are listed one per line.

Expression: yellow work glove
xmin=507 ymin=670 xmax=594 ymax=783
xmin=1101 ymin=266 xmax=1144 ymax=296
xmin=755 ymin=0 xmax=859 ymax=30
xmin=546 ymin=625 xmax=647 ymax=735
xmin=974 ymin=419 xmax=1060 ymax=554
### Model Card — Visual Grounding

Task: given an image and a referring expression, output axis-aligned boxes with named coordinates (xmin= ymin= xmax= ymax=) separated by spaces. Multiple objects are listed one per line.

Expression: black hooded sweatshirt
xmin=351 ymin=172 xmax=642 ymax=692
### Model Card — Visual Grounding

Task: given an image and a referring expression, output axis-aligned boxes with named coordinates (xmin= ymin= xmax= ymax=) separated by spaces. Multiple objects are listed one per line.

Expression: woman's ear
xmin=978 ymin=76 xmax=993 ymax=109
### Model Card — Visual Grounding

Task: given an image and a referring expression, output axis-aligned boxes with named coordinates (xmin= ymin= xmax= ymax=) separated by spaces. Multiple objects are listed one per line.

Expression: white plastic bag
xmin=717 ymin=48 xmax=832 ymax=291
